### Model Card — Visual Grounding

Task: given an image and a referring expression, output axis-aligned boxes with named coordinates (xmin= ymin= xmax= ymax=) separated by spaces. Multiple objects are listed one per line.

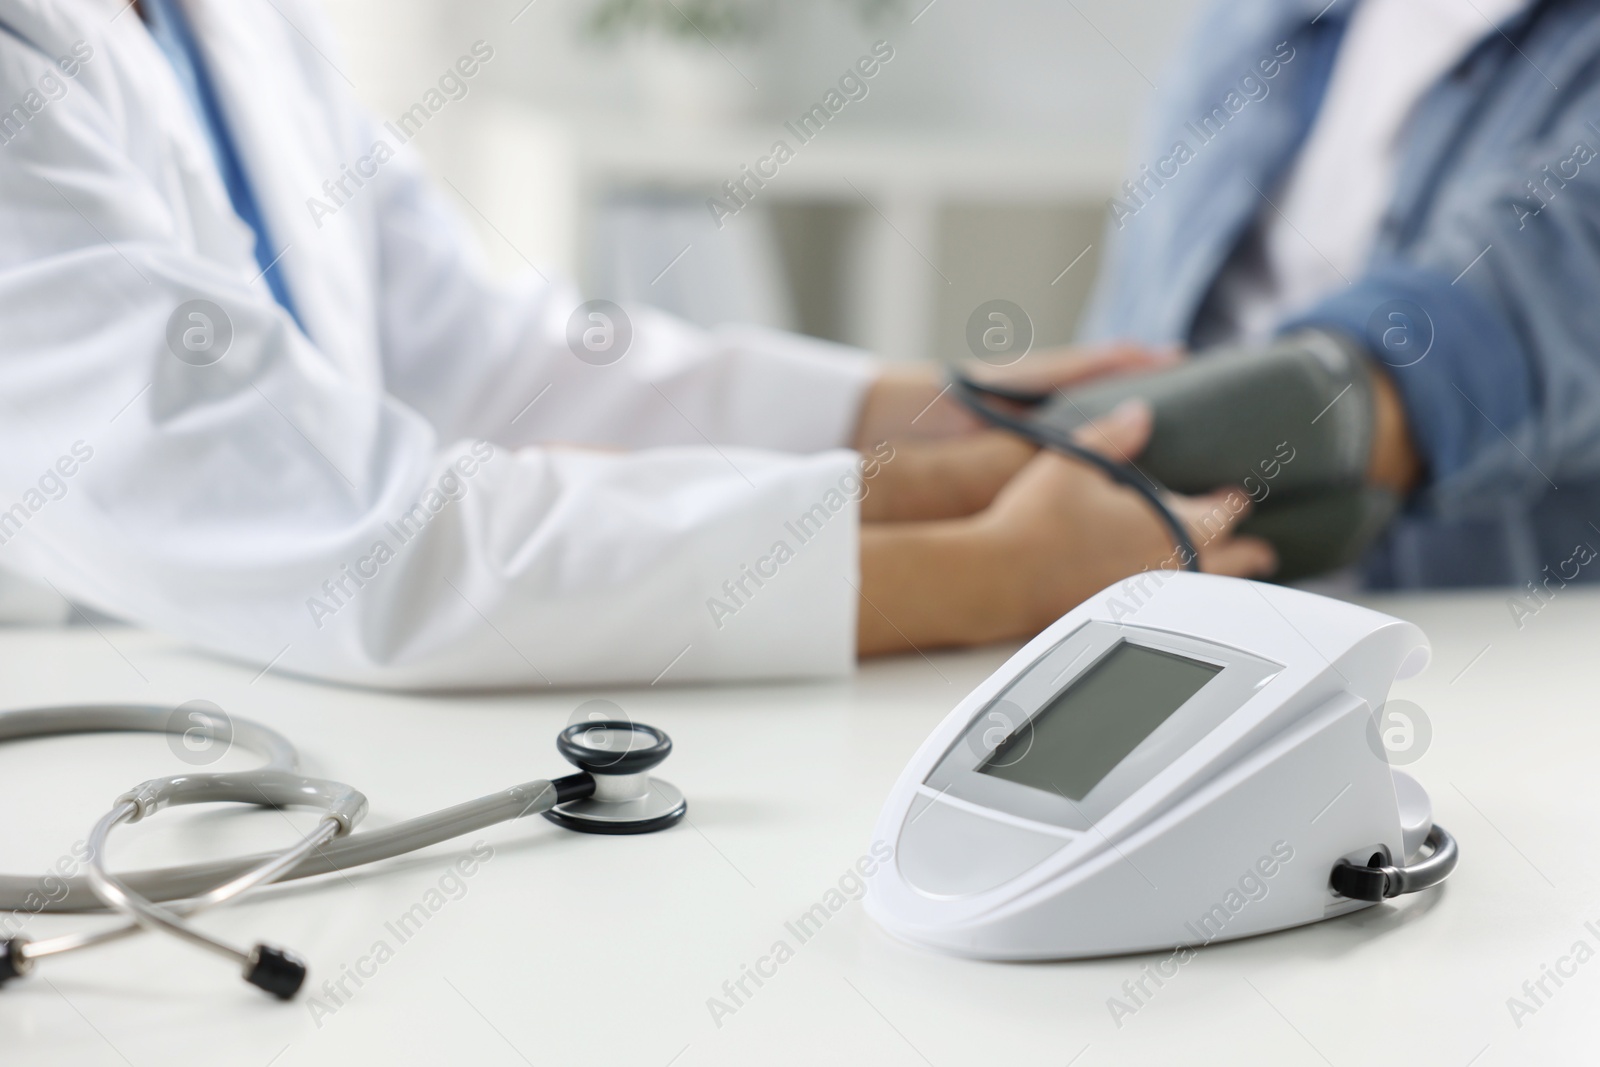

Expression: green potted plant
xmin=584 ymin=0 xmax=902 ymax=43
xmin=583 ymin=0 xmax=903 ymax=125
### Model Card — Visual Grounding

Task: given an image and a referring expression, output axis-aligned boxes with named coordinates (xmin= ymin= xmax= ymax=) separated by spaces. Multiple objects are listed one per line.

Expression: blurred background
xmin=320 ymin=0 xmax=1202 ymax=362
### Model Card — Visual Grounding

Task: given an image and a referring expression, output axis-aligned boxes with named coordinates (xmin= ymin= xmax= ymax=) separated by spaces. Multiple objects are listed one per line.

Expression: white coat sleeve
xmin=365 ymin=127 xmax=878 ymax=456
xmin=0 ymin=30 xmax=866 ymax=688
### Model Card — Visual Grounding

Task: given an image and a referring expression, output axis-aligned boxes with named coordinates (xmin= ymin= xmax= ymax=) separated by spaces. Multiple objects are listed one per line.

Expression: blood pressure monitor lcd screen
xmin=978 ymin=643 xmax=1221 ymax=800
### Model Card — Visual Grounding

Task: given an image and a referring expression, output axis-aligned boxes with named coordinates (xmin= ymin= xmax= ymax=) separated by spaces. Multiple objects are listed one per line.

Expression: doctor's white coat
xmin=0 ymin=0 xmax=873 ymax=687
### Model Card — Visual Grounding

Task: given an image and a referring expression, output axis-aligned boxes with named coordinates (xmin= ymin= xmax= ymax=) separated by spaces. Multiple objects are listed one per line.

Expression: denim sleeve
xmin=1285 ymin=265 xmax=1533 ymax=517
xmin=1285 ymin=68 xmax=1600 ymax=520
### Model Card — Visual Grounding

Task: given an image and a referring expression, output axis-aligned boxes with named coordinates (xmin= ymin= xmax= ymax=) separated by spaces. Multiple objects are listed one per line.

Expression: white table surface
xmin=1 ymin=585 xmax=1595 ymax=1066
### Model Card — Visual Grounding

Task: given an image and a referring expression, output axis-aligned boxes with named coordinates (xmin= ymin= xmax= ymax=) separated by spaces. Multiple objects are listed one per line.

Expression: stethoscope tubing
xmin=24 ymin=810 xmax=342 ymax=963
xmin=4 ymin=777 xmax=568 ymax=913
xmin=0 ymin=704 xmax=583 ymax=977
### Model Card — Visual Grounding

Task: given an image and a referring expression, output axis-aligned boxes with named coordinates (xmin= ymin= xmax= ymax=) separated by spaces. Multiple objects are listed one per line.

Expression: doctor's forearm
xmin=857 ymin=521 xmax=1017 ymax=654
xmin=858 ymin=433 xmax=1037 ymax=523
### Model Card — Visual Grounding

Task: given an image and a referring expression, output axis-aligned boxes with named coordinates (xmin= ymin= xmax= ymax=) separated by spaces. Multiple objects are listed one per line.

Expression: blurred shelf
xmin=564 ymin=112 xmax=1127 ymax=201
xmin=452 ymin=102 xmax=1125 ymax=361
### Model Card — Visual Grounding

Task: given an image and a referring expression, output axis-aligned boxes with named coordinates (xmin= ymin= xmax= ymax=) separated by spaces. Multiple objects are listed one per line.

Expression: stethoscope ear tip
xmin=243 ymin=943 xmax=307 ymax=1000
xmin=0 ymin=937 xmax=31 ymax=988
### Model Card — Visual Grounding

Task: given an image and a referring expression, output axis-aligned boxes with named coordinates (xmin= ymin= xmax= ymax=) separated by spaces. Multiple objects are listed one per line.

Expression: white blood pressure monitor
xmin=865 ymin=573 xmax=1456 ymax=959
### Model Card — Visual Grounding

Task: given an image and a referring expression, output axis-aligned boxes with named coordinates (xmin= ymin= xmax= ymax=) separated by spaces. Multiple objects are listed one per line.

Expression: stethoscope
xmin=0 ymin=704 xmax=686 ymax=999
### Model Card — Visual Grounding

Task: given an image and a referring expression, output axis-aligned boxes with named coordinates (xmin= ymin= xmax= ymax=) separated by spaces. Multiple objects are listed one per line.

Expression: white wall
xmin=315 ymin=0 xmax=1207 ymax=354
xmin=321 ymin=0 xmax=1203 ymax=153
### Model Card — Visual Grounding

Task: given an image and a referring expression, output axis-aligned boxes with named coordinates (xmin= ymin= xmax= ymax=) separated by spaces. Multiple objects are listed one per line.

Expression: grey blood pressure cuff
xmin=1031 ymin=329 xmax=1397 ymax=580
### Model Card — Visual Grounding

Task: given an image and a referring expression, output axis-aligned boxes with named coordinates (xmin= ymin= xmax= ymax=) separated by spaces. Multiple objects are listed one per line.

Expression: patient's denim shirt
xmin=1083 ymin=0 xmax=1600 ymax=591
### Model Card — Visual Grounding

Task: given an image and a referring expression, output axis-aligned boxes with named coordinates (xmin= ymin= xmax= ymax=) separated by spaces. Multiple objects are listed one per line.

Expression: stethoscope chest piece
xmin=543 ymin=721 xmax=687 ymax=835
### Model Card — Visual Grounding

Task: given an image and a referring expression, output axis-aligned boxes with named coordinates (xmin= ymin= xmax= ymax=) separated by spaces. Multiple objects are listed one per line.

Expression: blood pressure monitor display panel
xmin=976 ymin=643 xmax=1221 ymax=800
xmin=925 ymin=621 xmax=1283 ymax=833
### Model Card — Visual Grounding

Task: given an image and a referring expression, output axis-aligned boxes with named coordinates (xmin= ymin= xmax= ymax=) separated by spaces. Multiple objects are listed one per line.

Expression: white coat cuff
xmin=712 ymin=325 xmax=877 ymax=454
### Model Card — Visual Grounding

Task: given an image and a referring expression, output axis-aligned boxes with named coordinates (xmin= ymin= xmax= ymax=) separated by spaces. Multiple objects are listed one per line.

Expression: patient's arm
xmin=998 ymin=332 xmax=1427 ymax=580
xmin=1367 ymin=366 xmax=1422 ymax=493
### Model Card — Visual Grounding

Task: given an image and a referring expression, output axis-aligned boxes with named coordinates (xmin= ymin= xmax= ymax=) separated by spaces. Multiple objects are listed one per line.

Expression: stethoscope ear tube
xmin=1330 ymin=823 xmax=1459 ymax=902
xmin=948 ymin=373 xmax=1201 ymax=572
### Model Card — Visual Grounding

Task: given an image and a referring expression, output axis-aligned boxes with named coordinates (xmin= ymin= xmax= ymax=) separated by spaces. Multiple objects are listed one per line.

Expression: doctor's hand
xmin=850 ymin=343 xmax=1178 ymax=449
xmin=851 ymin=344 xmax=1180 ymax=523
xmin=971 ymin=403 xmax=1277 ymax=638
xmin=856 ymin=402 xmax=1276 ymax=657
xmin=856 ymin=431 xmax=1036 ymax=523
